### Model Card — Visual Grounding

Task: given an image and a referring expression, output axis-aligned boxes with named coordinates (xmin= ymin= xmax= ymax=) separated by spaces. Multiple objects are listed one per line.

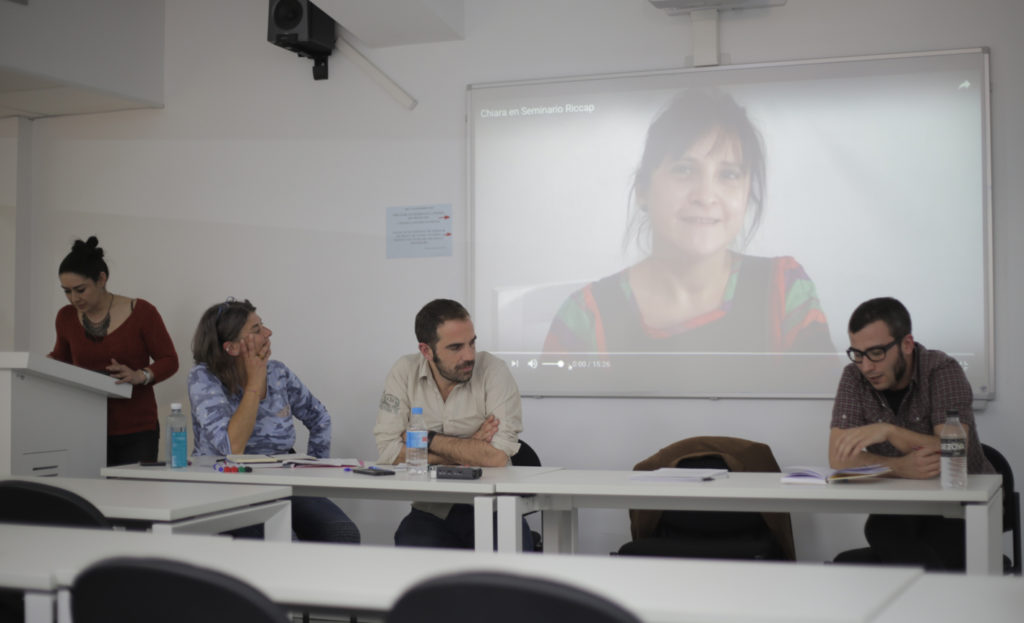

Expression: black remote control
xmin=436 ymin=466 xmax=483 ymax=479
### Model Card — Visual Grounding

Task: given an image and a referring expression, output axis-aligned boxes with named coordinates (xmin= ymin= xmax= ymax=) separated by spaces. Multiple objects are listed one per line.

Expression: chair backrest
xmin=0 ymin=480 xmax=110 ymax=528
xmin=72 ymin=557 xmax=289 ymax=623
xmin=981 ymin=444 xmax=1021 ymax=574
xmin=511 ymin=438 xmax=542 ymax=467
xmin=982 ymin=444 xmax=1016 ymax=525
xmin=389 ymin=571 xmax=641 ymax=623
xmin=627 ymin=436 xmax=796 ymax=560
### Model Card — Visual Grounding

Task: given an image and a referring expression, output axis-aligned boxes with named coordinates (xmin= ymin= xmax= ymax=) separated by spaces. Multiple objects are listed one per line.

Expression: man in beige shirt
xmin=374 ymin=298 xmax=530 ymax=548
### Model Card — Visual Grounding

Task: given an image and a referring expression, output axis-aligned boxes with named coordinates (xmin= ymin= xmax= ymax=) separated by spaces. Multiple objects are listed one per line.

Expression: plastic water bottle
xmin=940 ymin=409 xmax=967 ymax=489
xmin=406 ymin=406 xmax=428 ymax=479
xmin=168 ymin=402 xmax=188 ymax=469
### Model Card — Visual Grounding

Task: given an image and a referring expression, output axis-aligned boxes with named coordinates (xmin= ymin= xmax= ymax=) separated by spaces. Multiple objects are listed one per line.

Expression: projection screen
xmin=469 ymin=48 xmax=992 ymax=399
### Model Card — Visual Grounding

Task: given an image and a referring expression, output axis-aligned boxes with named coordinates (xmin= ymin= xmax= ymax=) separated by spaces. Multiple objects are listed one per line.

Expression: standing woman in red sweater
xmin=49 ymin=236 xmax=179 ymax=466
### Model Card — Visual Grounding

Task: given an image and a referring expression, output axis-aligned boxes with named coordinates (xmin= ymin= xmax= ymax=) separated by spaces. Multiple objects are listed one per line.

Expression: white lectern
xmin=0 ymin=352 xmax=131 ymax=477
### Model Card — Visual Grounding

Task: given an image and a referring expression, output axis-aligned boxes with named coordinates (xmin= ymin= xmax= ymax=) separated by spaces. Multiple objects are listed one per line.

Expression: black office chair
xmin=834 ymin=444 xmax=1021 ymax=574
xmin=72 ymin=557 xmax=289 ymax=623
xmin=0 ymin=479 xmax=110 ymax=528
xmin=0 ymin=479 xmax=111 ymax=622
xmin=511 ymin=438 xmax=541 ymax=468
xmin=617 ymin=437 xmax=794 ymax=561
xmin=389 ymin=571 xmax=641 ymax=623
xmin=510 ymin=439 xmax=544 ymax=551
xmin=618 ymin=454 xmax=787 ymax=560
xmin=982 ymin=443 xmax=1021 ymax=575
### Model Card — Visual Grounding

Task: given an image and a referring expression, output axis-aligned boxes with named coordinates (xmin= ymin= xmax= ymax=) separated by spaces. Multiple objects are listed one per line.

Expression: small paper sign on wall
xmin=386 ymin=204 xmax=453 ymax=259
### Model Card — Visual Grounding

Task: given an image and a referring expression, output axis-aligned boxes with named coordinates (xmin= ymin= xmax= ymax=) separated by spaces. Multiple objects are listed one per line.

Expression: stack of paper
xmin=224 ymin=454 xmax=364 ymax=468
xmin=780 ymin=464 xmax=891 ymax=484
xmin=629 ymin=467 xmax=728 ymax=482
xmin=281 ymin=457 xmax=364 ymax=468
xmin=226 ymin=454 xmax=282 ymax=464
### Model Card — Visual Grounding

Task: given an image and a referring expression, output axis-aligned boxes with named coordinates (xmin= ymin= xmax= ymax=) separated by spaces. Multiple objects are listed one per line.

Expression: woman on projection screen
xmin=543 ymin=89 xmax=834 ymax=355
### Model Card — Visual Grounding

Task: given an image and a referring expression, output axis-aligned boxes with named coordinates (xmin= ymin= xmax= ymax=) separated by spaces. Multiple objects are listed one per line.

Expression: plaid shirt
xmin=831 ymin=342 xmax=994 ymax=474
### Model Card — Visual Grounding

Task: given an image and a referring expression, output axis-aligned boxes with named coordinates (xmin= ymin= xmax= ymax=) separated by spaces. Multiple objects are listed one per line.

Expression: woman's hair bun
xmin=60 ymin=235 xmax=108 ymax=280
xmin=72 ymin=236 xmax=103 ymax=258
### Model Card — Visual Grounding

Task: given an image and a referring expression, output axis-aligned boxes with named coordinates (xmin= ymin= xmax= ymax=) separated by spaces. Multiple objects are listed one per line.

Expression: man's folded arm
xmin=829 ymin=427 xmax=941 ymax=479
xmin=829 ymin=427 xmax=898 ymax=470
xmin=429 ymin=435 xmax=509 ymax=467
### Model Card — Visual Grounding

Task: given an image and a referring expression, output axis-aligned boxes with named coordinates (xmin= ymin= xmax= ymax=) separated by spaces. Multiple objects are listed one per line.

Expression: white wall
xmin=12 ymin=0 xmax=1024 ymax=557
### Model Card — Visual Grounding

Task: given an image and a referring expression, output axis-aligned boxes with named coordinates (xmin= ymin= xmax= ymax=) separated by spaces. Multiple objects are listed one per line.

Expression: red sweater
xmin=49 ymin=299 xmax=179 ymax=436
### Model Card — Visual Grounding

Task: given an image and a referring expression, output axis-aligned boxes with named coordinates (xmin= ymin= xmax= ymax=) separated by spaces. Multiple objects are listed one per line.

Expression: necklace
xmin=82 ymin=293 xmax=114 ymax=341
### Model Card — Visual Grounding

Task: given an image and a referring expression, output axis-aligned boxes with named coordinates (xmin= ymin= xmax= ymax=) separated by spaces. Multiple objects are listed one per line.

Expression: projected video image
xmin=541 ymin=88 xmax=834 ymax=357
xmin=470 ymin=51 xmax=991 ymax=398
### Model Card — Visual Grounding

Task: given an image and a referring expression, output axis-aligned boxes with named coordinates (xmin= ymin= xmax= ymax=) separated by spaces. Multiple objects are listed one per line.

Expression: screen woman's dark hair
xmin=415 ymin=299 xmax=471 ymax=349
xmin=192 ymin=298 xmax=258 ymax=394
xmin=58 ymin=236 xmax=110 ymax=282
xmin=626 ymin=88 xmax=767 ymax=252
xmin=848 ymin=297 xmax=912 ymax=339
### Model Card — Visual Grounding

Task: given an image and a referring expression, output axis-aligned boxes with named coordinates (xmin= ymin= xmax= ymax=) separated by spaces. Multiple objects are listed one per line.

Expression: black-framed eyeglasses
xmin=846 ymin=338 xmax=900 ymax=364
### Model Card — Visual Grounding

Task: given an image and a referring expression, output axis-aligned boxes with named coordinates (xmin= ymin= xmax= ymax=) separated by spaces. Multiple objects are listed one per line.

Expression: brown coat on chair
xmin=628 ymin=436 xmax=796 ymax=561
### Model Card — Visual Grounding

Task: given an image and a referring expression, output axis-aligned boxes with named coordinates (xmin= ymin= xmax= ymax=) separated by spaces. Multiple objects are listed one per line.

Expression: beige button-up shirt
xmin=374 ymin=351 xmax=523 ymax=518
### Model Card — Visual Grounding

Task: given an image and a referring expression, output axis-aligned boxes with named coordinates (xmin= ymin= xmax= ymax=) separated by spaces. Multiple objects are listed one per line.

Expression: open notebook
xmin=781 ymin=464 xmax=891 ymax=484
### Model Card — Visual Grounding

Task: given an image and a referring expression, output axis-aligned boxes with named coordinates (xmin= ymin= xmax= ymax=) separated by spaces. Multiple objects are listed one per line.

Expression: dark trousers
xmin=106 ymin=429 xmax=159 ymax=466
xmin=228 ymin=496 xmax=361 ymax=544
xmin=395 ymin=504 xmax=535 ymax=550
xmin=864 ymin=513 xmax=966 ymax=571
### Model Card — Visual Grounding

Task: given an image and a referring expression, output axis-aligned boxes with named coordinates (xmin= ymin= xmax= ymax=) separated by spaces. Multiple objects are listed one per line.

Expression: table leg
xmin=542 ymin=508 xmax=578 ymax=554
xmin=55 ymin=589 xmax=70 ymax=623
xmin=23 ymin=591 xmax=54 ymax=623
xmin=262 ymin=499 xmax=292 ymax=541
xmin=474 ymin=496 xmax=495 ymax=552
xmin=964 ymin=488 xmax=1002 ymax=575
xmin=496 ymin=496 xmax=524 ymax=553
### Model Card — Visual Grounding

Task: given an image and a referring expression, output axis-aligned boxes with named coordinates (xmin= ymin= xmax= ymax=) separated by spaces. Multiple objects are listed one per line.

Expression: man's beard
xmin=892 ymin=348 xmax=907 ymax=387
xmin=433 ymin=351 xmax=474 ymax=384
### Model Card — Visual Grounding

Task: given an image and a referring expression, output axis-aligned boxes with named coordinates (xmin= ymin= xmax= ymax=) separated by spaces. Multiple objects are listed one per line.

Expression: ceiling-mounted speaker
xmin=267 ymin=0 xmax=337 ymax=80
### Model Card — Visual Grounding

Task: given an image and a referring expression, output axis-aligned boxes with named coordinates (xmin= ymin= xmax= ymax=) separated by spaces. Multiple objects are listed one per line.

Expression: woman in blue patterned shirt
xmin=188 ymin=298 xmax=360 ymax=543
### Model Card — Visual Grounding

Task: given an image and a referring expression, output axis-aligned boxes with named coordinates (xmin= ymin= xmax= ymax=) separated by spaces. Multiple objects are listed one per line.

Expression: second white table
xmin=494 ymin=470 xmax=1004 ymax=574
xmin=1 ymin=523 xmax=925 ymax=623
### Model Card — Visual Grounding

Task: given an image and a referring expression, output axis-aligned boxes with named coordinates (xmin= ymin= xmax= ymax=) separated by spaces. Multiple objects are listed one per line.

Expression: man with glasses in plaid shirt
xmin=829 ymin=296 xmax=994 ymax=570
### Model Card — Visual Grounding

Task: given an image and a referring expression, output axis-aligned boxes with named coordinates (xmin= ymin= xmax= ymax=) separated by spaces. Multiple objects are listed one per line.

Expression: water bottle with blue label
xmin=406 ymin=406 xmax=428 ymax=478
xmin=168 ymin=402 xmax=188 ymax=469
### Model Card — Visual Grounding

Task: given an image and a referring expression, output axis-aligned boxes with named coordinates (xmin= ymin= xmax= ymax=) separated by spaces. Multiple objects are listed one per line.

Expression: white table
xmin=102 ymin=461 xmax=561 ymax=551
xmin=3 ymin=476 xmax=292 ymax=540
xmin=0 ymin=523 xmax=926 ymax=623
xmin=494 ymin=470 xmax=1004 ymax=575
xmin=874 ymin=573 xmax=1024 ymax=622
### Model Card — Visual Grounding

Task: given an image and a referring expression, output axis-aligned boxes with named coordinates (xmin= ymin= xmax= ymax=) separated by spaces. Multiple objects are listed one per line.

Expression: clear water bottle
xmin=406 ymin=406 xmax=428 ymax=479
xmin=168 ymin=402 xmax=188 ymax=469
xmin=940 ymin=409 xmax=967 ymax=489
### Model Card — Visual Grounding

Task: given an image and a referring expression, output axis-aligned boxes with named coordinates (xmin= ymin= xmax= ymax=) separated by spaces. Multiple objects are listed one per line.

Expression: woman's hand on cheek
xmin=240 ymin=336 xmax=267 ymax=376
